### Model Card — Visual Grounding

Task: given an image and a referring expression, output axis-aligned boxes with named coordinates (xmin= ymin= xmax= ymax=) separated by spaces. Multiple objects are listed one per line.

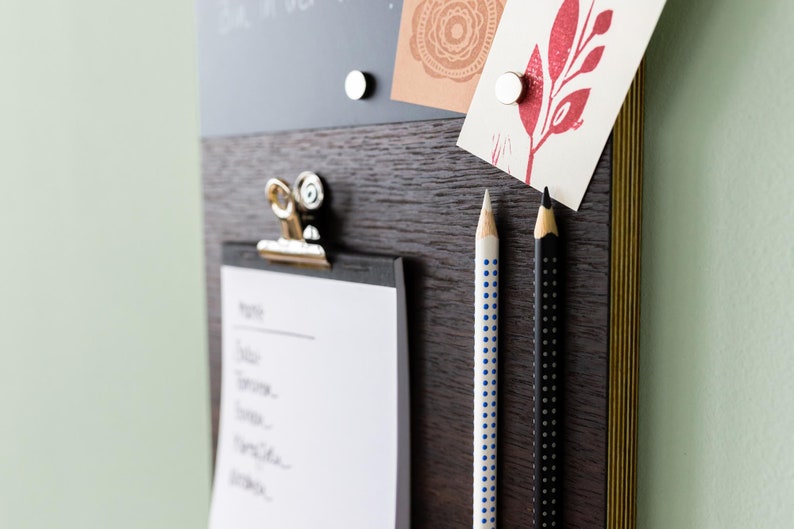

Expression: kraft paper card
xmin=458 ymin=0 xmax=666 ymax=210
xmin=392 ymin=0 xmax=506 ymax=113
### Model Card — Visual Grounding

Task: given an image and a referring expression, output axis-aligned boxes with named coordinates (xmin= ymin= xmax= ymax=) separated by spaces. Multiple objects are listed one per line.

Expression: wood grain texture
xmin=202 ymin=117 xmax=612 ymax=528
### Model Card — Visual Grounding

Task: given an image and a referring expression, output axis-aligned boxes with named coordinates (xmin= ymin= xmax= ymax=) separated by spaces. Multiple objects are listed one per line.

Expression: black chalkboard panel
xmin=197 ymin=0 xmax=458 ymax=136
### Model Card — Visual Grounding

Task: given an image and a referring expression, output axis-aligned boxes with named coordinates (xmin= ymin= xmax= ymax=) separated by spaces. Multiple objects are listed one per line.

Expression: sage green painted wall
xmin=0 ymin=2 xmax=211 ymax=528
xmin=640 ymin=0 xmax=794 ymax=526
xmin=1 ymin=0 xmax=792 ymax=527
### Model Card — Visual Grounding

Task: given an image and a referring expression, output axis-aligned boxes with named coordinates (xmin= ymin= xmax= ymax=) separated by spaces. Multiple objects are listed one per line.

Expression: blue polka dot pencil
xmin=474 ymin=189 xmax=498 ymax=529
xmin=533 ymin=187 xmax=562 ymax=529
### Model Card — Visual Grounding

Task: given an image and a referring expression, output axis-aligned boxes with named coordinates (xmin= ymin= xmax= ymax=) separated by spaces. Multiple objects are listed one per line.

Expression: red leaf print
xmin=579 ymin=45 xmax=604 ymax=74
xmin=548 ymin=0 xmax=580 ymax=83
xmin=519 ymin=45 xmax=544 ymax=136
xmin=549 ymin=88 xmax=591 ymax=135
xmin=591 ymin=10 xmax=613 ymax=36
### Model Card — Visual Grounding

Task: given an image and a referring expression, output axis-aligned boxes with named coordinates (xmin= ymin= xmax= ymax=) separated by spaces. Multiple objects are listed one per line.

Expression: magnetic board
xmin=201 ymin=69 xmax=643 ymax=529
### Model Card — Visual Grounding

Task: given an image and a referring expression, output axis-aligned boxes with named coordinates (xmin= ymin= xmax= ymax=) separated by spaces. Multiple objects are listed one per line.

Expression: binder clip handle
xmin=267 ymin=178 xmax=304 ymax=241
xmin=257 ymin=172 xmax=331 ymax=269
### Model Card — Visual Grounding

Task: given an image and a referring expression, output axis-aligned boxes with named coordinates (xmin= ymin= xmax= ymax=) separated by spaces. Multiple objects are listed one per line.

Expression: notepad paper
xmin=458 ymin=0 xmax=666 ymax=210
xmin=209 ymin=265 xmax=408 ymax=529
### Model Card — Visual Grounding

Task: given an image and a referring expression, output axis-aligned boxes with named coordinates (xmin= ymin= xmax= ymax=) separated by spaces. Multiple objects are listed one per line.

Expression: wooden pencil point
xmin=482 ymin=188 xmax=492 ymax=212
xmin=534 ymin=192 xmax=559 ymax=239
xmin=477 ymin=190 xmax=498 ymax=240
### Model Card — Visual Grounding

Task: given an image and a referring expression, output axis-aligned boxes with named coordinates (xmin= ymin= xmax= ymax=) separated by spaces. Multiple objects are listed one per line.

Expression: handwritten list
xmin=209 ymin=265 xmax=405 ymax=528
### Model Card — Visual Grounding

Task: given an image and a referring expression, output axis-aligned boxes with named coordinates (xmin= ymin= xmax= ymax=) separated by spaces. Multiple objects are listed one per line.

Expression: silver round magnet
xmin=345 ymin=70 xmax=370 ymax=100
xmin=495 ymin=72 xmax=527 ymax=105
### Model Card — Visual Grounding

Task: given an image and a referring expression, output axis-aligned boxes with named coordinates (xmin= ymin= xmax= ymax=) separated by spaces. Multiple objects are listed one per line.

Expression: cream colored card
xmin=458 ymin=0 xmax=666 ymax=210
xmin=391 ymin=0 xmax=506 ymax=113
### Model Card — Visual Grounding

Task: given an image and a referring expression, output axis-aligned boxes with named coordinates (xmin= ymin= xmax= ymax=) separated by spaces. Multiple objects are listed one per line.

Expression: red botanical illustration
xmin=518 ymin=0 xmax=613 ymax=183
xmin=491 ymin=132 xmax=513 ymax=172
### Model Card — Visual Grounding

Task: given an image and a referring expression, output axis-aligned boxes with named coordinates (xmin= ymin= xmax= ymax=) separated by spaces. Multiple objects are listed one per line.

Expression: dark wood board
xmin=202 ymin=117 xmax=612 ymax=528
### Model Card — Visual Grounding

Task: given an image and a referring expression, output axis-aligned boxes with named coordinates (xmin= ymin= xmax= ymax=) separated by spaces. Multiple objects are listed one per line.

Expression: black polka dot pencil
xmin=533 ymin=186 xmax=562 ymax=528
xmin=474 ymin=190 xmax=499 ymax=529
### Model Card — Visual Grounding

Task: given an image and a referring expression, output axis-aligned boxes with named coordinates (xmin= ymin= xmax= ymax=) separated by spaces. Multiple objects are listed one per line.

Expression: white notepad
xmin=209 ymin=245 xmax=409 ymax=529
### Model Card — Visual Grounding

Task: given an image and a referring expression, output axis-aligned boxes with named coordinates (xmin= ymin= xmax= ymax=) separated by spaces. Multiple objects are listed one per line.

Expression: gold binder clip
xmin=257 ymin=171 xmax=331 ymax=268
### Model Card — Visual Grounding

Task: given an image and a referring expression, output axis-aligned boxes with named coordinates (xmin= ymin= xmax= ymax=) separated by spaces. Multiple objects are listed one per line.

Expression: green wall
xmin=640 ymin=0 xmax=794 ymax=526
xmin=0 ymin=1 xmax=210 ymax=528
xmin=1 ymin=0 xmax=792 ymax=527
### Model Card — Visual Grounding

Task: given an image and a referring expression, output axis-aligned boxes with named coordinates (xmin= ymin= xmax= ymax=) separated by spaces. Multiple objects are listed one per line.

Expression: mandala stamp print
xmin=392 ymin=0 xmax=506 ymax=113
xmin=410 ymin=0 xmax=503 ymax=82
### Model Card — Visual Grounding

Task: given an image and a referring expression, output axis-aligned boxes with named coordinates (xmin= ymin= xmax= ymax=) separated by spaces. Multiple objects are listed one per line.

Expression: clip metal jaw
xmin=257 ymin=172 xmax=331 ymax=268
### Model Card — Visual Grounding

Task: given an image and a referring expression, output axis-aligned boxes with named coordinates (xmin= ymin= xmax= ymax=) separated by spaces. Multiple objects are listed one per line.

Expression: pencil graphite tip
xmin=534 ymin=186 xmax=559 ymax=238
xmin=542 ymin=187 xmax=552 ymax=209
xmin=482 ymin=189 xmax=492 ymax=212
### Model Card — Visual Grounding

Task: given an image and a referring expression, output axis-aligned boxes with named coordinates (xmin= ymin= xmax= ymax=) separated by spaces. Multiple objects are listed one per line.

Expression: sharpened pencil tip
xmin=477 ymin=189 xmax=498 ymax=239
xmin=542 ymin=187 xmax=551 ymax=208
